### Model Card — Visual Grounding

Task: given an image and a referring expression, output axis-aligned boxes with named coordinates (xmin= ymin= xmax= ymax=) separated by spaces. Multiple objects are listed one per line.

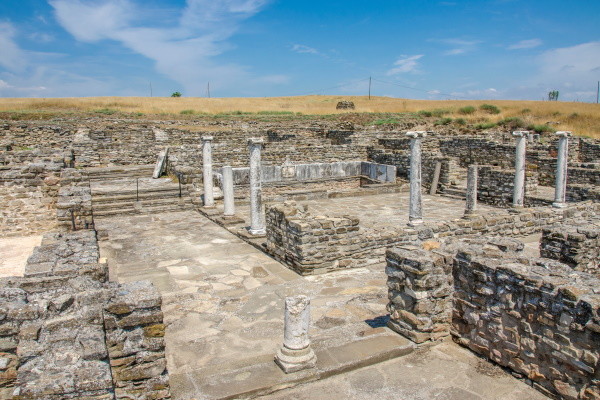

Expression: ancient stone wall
xmin=0 ymin=152 xmax=64 ymax=237
xmin=453 ymin=248 xmax=600 ymax=400
xmin=385 ymin=247 xmax=453 ymax=343
xmin=580 ymin=139 xmax=600 ymax=162
xmin=0 ymin=230 xmax=171 ymax=400
xmin=104 ymin=281 xmax=170 ymax=400
xmin=567 ymin=184 xmax=600 ymax=202
xmin=56 ymin=169 xmax=94 ymax=231
xmin=478 ymin=165 xmax=539 ymax=206
xmin=541 ymin=220 xmax=600 ymax=276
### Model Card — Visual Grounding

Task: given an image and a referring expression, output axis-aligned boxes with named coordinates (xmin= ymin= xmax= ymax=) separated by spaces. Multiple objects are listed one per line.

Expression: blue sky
xmin=0 ymin=0 xmax=599 ymax=100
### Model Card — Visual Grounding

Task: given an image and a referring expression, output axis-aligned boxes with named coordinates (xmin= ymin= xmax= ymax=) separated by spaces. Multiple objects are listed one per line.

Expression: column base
xmin=275 ymin=345 xmax=316 ymax=373
xmin=248 ymin=227 xmax=266 ymax=236
xmin=552 ymin=202 xmax=567 ymax=208
xmin=462 ymin=211 xmax=479 ymax=219
xmin=407 ymin=219 xmax=423 ymax=227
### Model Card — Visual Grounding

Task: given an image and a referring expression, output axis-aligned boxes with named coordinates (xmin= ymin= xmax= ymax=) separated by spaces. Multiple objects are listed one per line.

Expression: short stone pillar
xmin=222 ymin=165 xmax=235 ymax=216
xmin=512 ymin=131 xmax=528 ymax=208
xmin=202 ymin=136 xmax=214 ymax=208
xmin=553 ymin=131 xmax=571 ymax=208
xmin=406 ymin=131 xmax=427 ymax=226
xmin=275 ymin=295 xmax=316 ymax=373
xmin=248 ymin=138 xmax=265 ymax=235
xmin=464 ymin=164 xmax=478 ymax=218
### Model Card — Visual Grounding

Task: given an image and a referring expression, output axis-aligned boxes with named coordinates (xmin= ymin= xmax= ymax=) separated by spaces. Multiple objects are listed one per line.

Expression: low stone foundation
xmin=541 ymin=220 xmax=600 ymax=276
xmin=0 ymin=230 xmax=171 ymax=400
xmin=385 ymin=236 xmax=600 ymax=400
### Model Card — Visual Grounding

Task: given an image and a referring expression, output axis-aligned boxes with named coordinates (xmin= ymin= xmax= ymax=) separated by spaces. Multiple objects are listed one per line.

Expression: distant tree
xmin=171 ymin=91 xmax=182 ymax=97
xmin=548 ymin=90 xmax=559 ymax=101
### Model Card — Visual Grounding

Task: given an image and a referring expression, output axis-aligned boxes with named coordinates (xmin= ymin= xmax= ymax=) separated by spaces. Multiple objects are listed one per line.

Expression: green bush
xmin=171 ymin=91 xmax=182 ymax=97
xmin=498 ymin=117 xmax=526 ymax=129
xmin=458 ymin=106 xmax=476 ymax=115
xmin=180 ymin=109 xmax=195 ymax=115
xmin=94 ymin=108 xmax=117 ymax=115
xmin=434 ymin=117 xmax=452 ymax=126
xmin=527 ymin=124 xmax=557 ymax=133
xmin=256 ymin=111 xmax=295 ymax=115
xmin=454 ymin=118 xmax=467 ymax=125
xmin=431 ymin=109 xmax=450 ymax=118
xmin=417 ymin=110 xmax=432 ymax=117
xmin=480 ymin=104 xmax=501 ymax=114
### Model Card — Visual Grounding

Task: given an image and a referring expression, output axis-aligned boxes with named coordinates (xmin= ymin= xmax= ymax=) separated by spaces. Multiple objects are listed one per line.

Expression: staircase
xmin=88 ymin=165 xmax=193 ymax=217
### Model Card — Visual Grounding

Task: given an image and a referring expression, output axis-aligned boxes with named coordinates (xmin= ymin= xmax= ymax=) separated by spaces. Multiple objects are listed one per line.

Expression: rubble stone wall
xmin=452 ymin=248 xmax=600 ymax=400
xmin=478 ymin=165 xmax=539 ymax=206
xmin=580 ymin=139 xmax=600 ymax=162
xmin=56 ymin=169 xmax=94 ymax=231
xmin=0 ymin=230 xmax=171 ymax=400
xmin=385 ymin=247 xmax=453 ymax=343
xmin=540 ymin=221 xmax=600 ymax=276
xmin=0 ymin=152 xmax=65 ymax=237
xmin=567 ymin=184 xmax=600 ymax=202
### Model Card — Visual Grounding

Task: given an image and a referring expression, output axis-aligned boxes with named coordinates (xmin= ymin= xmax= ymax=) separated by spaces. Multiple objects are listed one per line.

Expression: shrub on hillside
xmin=458 ymin=106 xmax=476 ymax=115
xmin=480 ymin=104 xmax=501 ymax=114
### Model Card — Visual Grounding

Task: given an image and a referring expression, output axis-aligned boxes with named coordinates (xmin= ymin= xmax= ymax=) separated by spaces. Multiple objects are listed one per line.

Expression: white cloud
xmin=536 ymin=41 xmax=600 ymax=100
xmin=0 ymin=22 xmax=27 ymax=72
xmin=49 ymin=0 xmax=278 ymax=95
xmin=508 ymin=38 xmax=542 ymax=50
xmin=386 ymin=55 xmax=423 ymax=75
xmin=434 ymin=38 xmax=481 ymax=56
xmin=291 ymin=44 xmax=318 ymax=54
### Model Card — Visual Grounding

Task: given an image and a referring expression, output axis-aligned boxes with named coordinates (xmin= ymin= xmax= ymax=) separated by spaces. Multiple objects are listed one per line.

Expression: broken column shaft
xmin=512 ymin=131 xmax=528 ymax=208
xmin=464 ymin=164 xmax=478 ymax=217
xmin=553 ymin=131 xmax=571 ymax=208
xmin=407 ymin=131 xmax=427 ymax=226
xmin=248 ymin=138 xmax=265 ymax=235
xmin=202 ymin=136 xmax=214 ymax=208
xmin=275 ymin=295 xmax=316 ymax=373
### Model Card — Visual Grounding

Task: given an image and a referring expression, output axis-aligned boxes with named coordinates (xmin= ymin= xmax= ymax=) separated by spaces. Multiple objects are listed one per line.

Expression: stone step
xmin=93 ymin=197 xmax=190 ymax=211
xmin=91 ymin=189 xmax=184 ymax=203
xmin=93 ymin=202 xmax=191 ymax=217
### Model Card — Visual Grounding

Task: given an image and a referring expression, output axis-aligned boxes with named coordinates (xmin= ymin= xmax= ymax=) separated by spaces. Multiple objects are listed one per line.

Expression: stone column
xmin=512 ymin=131 xmax=528 ymax=208
xmin=202 ymin=136 xmax=214 ymax=208
xmin=275 ymin=296 xmax=316 ymax=373
xmin=552 ymin=131 xmax=571 ymax=208
xmin=464 ymin=164 xmax=478 ymax=218
xmin=222 ymin=165 xmax=235 ymax=216
xmin=248 ymin=138 xmax=265 ymax=235
xmin=406 ymin=131 xmax=427 ymax=226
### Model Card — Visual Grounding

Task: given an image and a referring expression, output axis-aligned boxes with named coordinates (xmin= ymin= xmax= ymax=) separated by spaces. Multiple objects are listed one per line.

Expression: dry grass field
xmin=0 ymin=95 xmax=598 ymax=138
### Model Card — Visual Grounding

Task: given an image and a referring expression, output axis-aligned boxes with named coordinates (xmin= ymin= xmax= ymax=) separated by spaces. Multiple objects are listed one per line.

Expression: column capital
xmin=512 ymin=131 xmax=529 ymax=137
xmin=406 ymin=131 xmax=427 ymax=138
xmin=248 ymin=137 xmax=264 ymax=146
xmin=201 ymin=135 xmax=214 ymax=142
xmin=555 ymin=131 xmax=572 ymax=138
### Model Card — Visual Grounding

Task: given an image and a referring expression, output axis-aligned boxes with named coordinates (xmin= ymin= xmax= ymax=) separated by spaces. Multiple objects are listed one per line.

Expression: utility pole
xmin=368 ymin=76 xmax=371 ymax=100
xmin=597 ymin=81 xmax=599 ymax=104
xmin=207 ymin=82 xmax=211 ymax=98
xmin=149 ymin=82 xmax=153 ymax=97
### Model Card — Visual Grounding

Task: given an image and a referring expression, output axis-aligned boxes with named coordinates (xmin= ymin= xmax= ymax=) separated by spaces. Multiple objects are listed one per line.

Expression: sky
xmin=0 ymin=0 xmax=599 ymax=101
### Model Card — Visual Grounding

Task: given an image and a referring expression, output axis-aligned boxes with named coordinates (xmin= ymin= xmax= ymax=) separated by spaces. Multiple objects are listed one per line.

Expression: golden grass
xmin=0 ymin=95 xmax=598 ymax=138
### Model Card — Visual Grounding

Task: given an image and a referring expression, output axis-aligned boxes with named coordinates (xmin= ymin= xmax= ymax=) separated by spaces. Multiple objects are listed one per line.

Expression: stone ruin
xmin=0 ymin=115 xmax=599 ymax=399
xmin=335 ymin=101 xmax=355 ymax=110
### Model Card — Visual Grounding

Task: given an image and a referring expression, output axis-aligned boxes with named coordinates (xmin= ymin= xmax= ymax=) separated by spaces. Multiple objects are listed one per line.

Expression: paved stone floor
xmin=0 ymin=234 xmax=42 ymax=277
xmin=259 ymin=340 xmax=548 ymax=400
xmin=96 ymin=208 xmax=548 ymax=399
xmin=233 ymin=192 xmax=499 ymax=231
